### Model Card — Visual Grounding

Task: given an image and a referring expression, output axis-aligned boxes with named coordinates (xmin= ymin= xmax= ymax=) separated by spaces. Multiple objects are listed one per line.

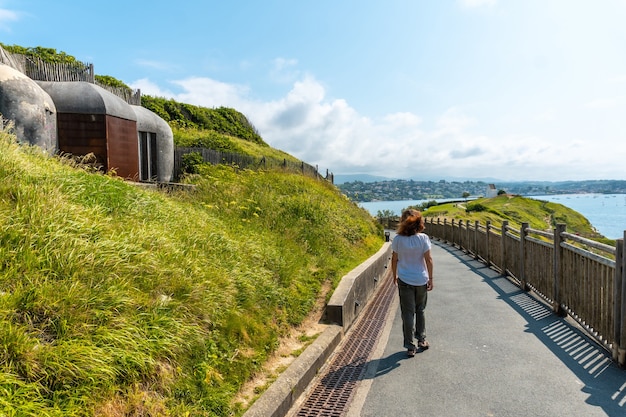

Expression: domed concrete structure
xmin=0 ymin=64 xmax=57 ymax=152
xmin=131 ymin=105 xmax=174 ymax=183
xmin=37 ymin=81 xmax=140 ymax=179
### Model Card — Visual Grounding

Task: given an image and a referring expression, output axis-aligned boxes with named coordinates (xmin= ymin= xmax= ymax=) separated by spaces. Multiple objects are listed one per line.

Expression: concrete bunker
xmin=131 ymin=105 xmax=174 ymax=183
xmin=0 ymin=63 xmax=57 ymax=152
xmin=37 ymin=81 xmax=140 ymax=179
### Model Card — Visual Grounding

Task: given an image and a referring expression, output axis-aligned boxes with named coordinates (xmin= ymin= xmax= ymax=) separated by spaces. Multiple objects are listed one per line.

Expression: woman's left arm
xmin=424 ymin=250 xmax=434 ymax=290
xmin=391 ymin=252 xmax=398 ymax=286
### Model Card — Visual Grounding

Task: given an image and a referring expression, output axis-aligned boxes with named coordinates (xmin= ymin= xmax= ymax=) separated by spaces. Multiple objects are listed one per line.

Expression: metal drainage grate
xmin=295 ymin=274 xmax=396 ymax=416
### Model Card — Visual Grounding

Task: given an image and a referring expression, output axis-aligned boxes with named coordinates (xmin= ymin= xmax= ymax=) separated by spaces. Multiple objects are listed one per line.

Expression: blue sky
xmin=2 ymin=0 xmax=626 ymax=181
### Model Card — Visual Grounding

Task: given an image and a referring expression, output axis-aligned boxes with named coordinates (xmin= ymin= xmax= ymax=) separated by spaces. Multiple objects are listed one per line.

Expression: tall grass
xmin=0 ymin=130 xmax=382 ymax=416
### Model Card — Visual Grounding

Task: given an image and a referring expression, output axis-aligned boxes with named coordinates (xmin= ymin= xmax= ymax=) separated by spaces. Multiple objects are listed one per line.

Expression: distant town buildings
xmin=337 ymin=178 xmax=626 ymax=202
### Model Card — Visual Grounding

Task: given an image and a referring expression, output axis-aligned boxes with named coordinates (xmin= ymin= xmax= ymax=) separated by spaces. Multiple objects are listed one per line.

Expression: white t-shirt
xmin=391 ymin=233 xmax=431 ymax=286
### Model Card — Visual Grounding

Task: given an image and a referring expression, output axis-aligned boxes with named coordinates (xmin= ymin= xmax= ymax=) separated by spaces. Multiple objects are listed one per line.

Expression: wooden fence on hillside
xmin=94 ymin=83 xmax=142 ymax=105
xmin=173 ymin=147 xmax=333 ymax=183
xmin=0 ymin=45 xmax=141 ymax=105
xmin=420 ymin=217 xmax=626 ymax=367
xmin=0 ymin=50 xmax=95 ymax=83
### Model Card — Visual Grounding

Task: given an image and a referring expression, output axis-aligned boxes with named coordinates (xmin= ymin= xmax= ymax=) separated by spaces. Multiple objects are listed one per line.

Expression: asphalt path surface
xmin=346 ymin=241 xmax=626 ymax=417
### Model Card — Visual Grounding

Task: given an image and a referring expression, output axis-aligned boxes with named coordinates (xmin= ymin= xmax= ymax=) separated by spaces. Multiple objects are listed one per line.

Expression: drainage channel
xmin=294 ymin=274 xmax=396 ymax=416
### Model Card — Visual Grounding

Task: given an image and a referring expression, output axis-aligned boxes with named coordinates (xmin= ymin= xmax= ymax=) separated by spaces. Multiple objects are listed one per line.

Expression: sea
xmin=359 ymin=193 xmax=626 ymax=240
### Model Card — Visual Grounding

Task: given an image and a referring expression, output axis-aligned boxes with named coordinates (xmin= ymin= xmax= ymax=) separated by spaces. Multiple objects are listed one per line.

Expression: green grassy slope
xmin=421 ymin=195 xmax=609 ymax=243
xmin=0 ymin=130 xmax=382 ymax=416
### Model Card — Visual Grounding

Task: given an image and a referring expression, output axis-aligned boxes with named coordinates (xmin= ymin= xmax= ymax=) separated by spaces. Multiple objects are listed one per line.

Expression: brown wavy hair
xmin=396 ymin=209 xmax=425 ymax=236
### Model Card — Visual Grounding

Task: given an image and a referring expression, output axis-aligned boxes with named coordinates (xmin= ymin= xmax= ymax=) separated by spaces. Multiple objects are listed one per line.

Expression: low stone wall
xmin=326 ymin=242 xmax=392 ymax=330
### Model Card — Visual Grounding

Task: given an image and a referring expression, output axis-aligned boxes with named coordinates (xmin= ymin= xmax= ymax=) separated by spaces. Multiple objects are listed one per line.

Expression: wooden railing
xmin=423 ymin=217 xmax=626 ymax=367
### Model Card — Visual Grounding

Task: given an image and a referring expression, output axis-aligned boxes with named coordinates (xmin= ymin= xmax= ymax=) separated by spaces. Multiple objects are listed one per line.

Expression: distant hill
xmin=333 ymin=173 xmax=398 ymax=184
xmin=338 ymin=178 xmax=626 ymax=202
xmin=423 ymin=195 xmax=610 ymax=243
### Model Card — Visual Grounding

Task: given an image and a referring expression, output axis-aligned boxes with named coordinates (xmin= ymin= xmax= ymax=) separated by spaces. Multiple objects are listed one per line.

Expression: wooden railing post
xmin=614 ymin=237 xmax=624 ymax=365
xmin=451 ymin=219 xmax=456 ymax=247
xmin=520 ymin=222 xmax=529 ymax=291
xmin=437 ymin=218 xmax=442 ymax=241
xmin=474 ymin=221 xmax=480 ymax=260
xmin=466 ymin=220 xmax=471 ymax=255
xmin=553 ymin=224 xmax=566 ymax=316
xmin=619 ymin=232 xmax=626 ymax=367
xmin=501 ymin=220 xmax=508 ymax=275
xmin=486 ymin=221 xmax=491 ymax=267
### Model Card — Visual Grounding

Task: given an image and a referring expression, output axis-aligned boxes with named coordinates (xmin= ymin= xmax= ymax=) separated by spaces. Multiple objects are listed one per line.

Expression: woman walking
xmin=391 ymin=209 xmax=434 ymax=357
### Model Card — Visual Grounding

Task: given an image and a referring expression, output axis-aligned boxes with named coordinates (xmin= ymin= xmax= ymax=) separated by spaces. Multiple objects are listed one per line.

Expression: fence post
xmin=614 ymin=237 xmax=624 ymax=365
xmin=451 ymin=219 xmax=456 ymax=247
xmin=474 ymin=221 xmax=480 ymax=260
xmin=501 ymin=220 xmax=508 ymax=275
xmin=486 ymin=221 xmax=491 ymax=267
xmin=620 ymin=232 xmax=626 ymax=367
xmin=434 ymin=218 xmax=439 ymax=240
xmin=553 ymin=224 xmax=566 ymax=316
xmin=465 ymin=220 xmax=471 ymax=255
xmin=520 ymin=222 xmax=529 ymax=291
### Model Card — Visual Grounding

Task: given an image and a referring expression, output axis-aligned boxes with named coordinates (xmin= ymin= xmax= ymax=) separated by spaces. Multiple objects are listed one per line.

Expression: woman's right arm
xmin=391 ymin=252 xmax=398 ymax=286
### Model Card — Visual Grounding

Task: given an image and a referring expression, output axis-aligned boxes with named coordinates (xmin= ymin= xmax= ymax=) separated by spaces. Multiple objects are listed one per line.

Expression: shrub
xmin=466 ymin=203 xmax=487 ymax=213
xmin=181 ymin=152 xmax=204 ymax=174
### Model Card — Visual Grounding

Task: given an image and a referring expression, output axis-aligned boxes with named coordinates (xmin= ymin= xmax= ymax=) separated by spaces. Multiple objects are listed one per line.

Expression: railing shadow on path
xmin=436 ymin=242 xmax=626 ymax=416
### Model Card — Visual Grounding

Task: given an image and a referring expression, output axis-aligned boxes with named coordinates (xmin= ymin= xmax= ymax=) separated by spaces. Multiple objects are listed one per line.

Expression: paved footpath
xmin=345 ymin=241 xmax=626 ymax=417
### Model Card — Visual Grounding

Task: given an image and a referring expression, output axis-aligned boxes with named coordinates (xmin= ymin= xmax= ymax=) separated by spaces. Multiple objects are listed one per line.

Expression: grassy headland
xmin=419 ymin=195 xmax=611 ymax=244
xmin=0 ymin=128 xmax=382 ymax=416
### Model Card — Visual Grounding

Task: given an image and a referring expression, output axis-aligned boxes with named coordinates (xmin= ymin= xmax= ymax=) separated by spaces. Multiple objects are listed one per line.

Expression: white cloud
xmin=173 ymin=77 xmax=252 ymax=110
xmin=130 ymin=78 xmax=176 ymax=98
xmin=131 ymin=76 xmax=252 ymax=110
xmin=130 ymin=70 xmax=626 ymax=181
xmin=435 ymin=107 xmax=476 ymax=133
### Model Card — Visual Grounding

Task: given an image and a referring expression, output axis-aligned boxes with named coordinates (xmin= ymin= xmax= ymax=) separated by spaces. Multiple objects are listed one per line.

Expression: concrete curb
xmin=326 ymin=243 xmax=392 ymax=329
xmin=242 ymin=325 xmax=343 ymax=417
